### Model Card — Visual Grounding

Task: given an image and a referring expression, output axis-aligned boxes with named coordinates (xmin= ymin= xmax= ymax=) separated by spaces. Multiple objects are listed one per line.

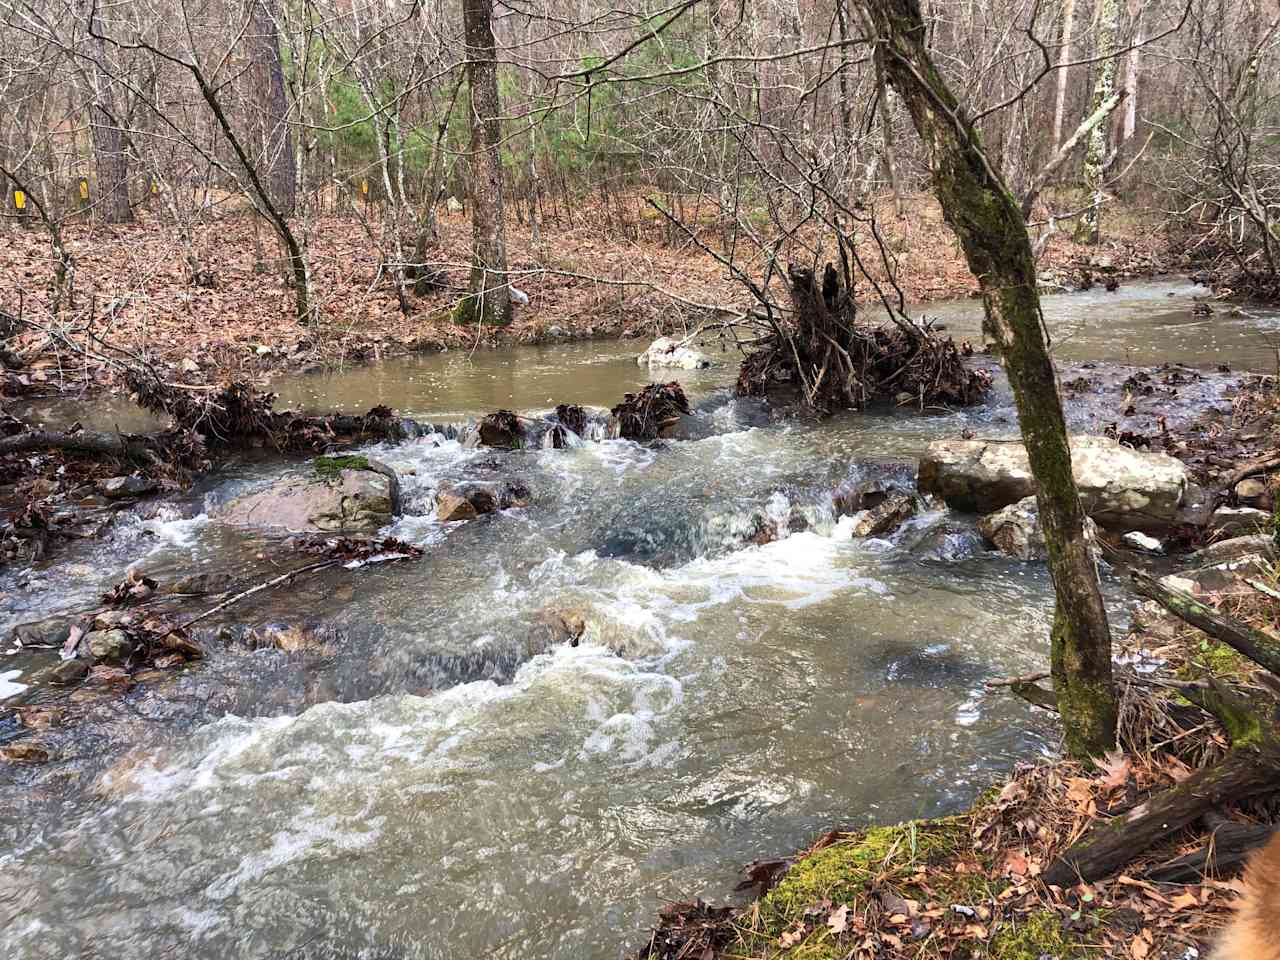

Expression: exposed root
xmin=610 ymin=382 xmax=691 ymax=441
xmin=735 ymin=263 xmax=990 ymax=412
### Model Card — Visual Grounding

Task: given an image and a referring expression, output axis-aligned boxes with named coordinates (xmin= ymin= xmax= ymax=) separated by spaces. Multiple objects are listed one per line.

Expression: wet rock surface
xmin=436 ymin=479 xmax=531 ymax=521
xmin=977 ymin=496 xmax=1099 ymax=562
xmin=847 ymin=493 xmax=918 ymax=538
xmin=919 ymin=435 xmax=1190 ymax=533
xmin=216 ymin=459 xmax=400 ymax=534
xmin=637 ymin=337 xmax=715 ymax=370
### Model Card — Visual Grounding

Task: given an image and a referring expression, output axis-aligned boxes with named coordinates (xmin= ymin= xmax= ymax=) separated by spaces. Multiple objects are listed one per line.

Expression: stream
xmin=0 ymin=281 xmax=1274 ymax=958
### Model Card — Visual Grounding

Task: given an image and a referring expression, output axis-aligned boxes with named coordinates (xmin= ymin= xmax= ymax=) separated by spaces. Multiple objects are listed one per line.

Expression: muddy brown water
xmin=0 ymin=281 xmax=1273 ymax=959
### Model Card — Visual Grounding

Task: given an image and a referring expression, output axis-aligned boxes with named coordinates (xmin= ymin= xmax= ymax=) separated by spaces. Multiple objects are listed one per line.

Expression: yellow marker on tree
xmin=78 ymin=178 xmax=89 ymax=201
xmin=13 ymin=190 xmax=25 ymax=211
xmin=360 ymin=179 xmax=369 ymax=196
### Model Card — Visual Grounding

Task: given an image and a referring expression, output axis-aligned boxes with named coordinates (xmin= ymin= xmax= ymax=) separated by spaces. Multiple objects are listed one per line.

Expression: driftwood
xmin=610 ymin=382 xmax=690 ymax=441
xmin=1225 ymin=450 xmax=1280 ymax=488
xmin=0 ymin=429 xmax=165 ymax=460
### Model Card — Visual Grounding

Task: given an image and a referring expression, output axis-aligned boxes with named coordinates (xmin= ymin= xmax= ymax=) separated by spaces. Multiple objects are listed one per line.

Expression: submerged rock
xmin=87 ymin=629 xmax=134 ymax=663
xmin=637 ymin=337 xmax=714 ymax=370
xmin=525 ymin=609 xmax=587 ymax=656
xmin=47 ymin=659 xmax=90 ymax=685
xmin=216 ymin=459 xmax=399 ymax=534
xmin=436 ymin=480 xmax=530 ymax=522
xmin=918 ymin=436 xmax=1188 ymax=533
xmin=241 ymin=621 xmax=337 ymax=655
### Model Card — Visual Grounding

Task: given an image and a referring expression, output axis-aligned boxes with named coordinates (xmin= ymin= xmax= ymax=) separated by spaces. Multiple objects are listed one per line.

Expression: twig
xmin=172 ymin=558 xmax=342 ymax=635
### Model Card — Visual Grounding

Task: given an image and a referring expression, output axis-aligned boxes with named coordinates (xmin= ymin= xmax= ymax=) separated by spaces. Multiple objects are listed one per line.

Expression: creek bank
xmin=631 ymin=540 xmax=1275 ymax=960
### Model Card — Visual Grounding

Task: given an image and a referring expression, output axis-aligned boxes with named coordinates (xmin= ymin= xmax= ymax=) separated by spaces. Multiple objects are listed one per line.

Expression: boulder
xmin=98 ymin=475 xmax=157 ymax=499
xmin=1209 ymin=506 xmax=1272 ymax=540
xmin=436 ymin=480 xmax=530 ymax=522
xmin=636 ymin=337 xmax=714 ymax=370
xmin=848 ymin=493 xmax=917 ymax=538
xmin=978 ymin=496 xmax=1098 ymax=562
xmin=918 ymin=436 xmax=1188 ymax=533
xmin=216 ymin=459 xmax=399 ymax=534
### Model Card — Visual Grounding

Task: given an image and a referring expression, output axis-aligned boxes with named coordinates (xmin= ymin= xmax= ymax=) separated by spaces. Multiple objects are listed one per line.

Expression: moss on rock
xmin=314 ymin=454 xmax=371 ymax=481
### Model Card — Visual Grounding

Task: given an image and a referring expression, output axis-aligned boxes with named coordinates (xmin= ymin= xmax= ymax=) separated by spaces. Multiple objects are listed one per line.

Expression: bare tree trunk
xmin=1051 ymin=0 xmax=1076 ymax=154
xmin=1076 ymin=0 xmax=1119 ymax=244
xmin=83 ymin=1 xmax=132 ymax=223
xmin=249 ymin=0 xmax=296 ymax=217
xmin=455 ymin=0 xmax=512 ymax=327
xmin=861 ymin=0 xmax=1117 ymax=760
xmin=1121 ymin=0 xmax=1146 ymax=148
xmin=873 ymin=44 xmax=904 ymax=217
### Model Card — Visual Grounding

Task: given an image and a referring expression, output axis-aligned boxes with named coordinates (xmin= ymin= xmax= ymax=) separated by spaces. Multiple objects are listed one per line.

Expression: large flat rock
xmin=918 ymin=436 xmax=1188 ymax=533
xmin=217 ymin=462 xmax=398 ymax=534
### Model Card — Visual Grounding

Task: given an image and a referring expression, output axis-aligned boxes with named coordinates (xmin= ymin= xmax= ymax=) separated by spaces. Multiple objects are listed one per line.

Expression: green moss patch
xmin=314 ymin=454 xmax=370 ymax=480
xmin=735 ymin=816 xmax=1007 ymax=959
xmin=988 ymin=910 xmax=1101 ymax=960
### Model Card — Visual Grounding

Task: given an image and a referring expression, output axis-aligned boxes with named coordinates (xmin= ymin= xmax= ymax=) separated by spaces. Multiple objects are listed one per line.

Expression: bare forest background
xmin=0 ymin=0 xmax=1276 ymax=368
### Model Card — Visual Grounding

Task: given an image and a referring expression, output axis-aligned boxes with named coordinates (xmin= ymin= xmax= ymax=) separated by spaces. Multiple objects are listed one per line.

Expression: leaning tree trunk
xmin=249 ymin=0 xmax=296 ymax=217
xmin=861 ymin=0 xmax=1117 ymax=760
xmin=83 ymin=1 xmax=132 ymax=223
xmin=455 ymin=0 xmax=512 ymax=327
xmin=1075 ymin=0 xmax=1118 ymax=244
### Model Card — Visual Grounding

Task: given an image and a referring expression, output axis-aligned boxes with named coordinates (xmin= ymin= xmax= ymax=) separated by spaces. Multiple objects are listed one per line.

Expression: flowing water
xmin=0 ymin=281 xmax=1275 ymax=958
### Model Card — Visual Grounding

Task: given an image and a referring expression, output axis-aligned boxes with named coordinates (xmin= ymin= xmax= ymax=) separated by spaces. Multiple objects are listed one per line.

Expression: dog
xmin=1215 ymin=831 xmax=1280 ymax=960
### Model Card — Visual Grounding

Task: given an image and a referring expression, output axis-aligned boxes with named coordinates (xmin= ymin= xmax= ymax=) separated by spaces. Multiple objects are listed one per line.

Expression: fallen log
xmin=1144 ymin=819 xmax=1275 ymax=883
xmin=1044 ymin=741 xmax=1280 ymax=886
xmin=1129 ymin=568 xmax=1280 ymax=677
xmin=0 ymin=430 xmax=159 ymax=460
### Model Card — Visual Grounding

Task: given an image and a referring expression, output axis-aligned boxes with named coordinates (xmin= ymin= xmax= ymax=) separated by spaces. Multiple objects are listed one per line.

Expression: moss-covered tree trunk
xmin=861 ymin=0 xmax=1117 ymax=760
xmin=456 ymin=0 xmax=512 ymax=327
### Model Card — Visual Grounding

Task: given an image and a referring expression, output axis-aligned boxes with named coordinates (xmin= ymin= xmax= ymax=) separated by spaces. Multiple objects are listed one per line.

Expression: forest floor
xmin=0 ymin=192 xmax=1178 ymax=398
xmin=634 ymin=380 xmax=1280 ymax=960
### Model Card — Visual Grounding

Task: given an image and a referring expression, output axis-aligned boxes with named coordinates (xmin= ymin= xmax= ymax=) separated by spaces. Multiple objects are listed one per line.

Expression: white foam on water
xmin=142 ymin=512 xmax=209 ymax=550
xmin=0 ymin=668 xmax=28 ymax=699
xmin=204 ymin=809 xmax=385 ymax=901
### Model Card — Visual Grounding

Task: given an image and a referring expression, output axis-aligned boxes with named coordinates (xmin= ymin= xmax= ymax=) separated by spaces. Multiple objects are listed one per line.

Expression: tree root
xmin=735 ymin=262 xmax=990 ymax=412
